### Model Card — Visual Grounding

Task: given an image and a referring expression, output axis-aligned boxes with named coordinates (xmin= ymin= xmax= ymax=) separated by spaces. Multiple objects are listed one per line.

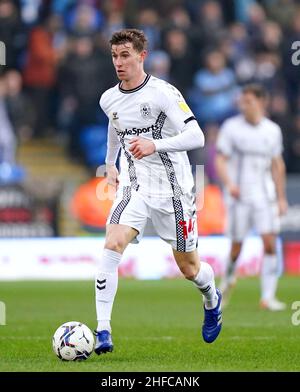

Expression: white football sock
xmin=193 ymin=262 xmax=218 ymax=309
xmin=261 ymin=254 xmax=278 ymax=301
xmin=95 ymin=248 xmax=122 ymax=332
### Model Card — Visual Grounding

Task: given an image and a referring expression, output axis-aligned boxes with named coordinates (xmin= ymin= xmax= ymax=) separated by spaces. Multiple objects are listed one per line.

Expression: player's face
xmin=111 ymin=43 xmax=146 ymax=81
xmin=239 ymin=92 xmax=265 ymax=119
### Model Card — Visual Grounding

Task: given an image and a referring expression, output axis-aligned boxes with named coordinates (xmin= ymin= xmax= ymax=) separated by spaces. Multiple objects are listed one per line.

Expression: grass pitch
xmin=0 ymin=277 xmax=299 ymax=372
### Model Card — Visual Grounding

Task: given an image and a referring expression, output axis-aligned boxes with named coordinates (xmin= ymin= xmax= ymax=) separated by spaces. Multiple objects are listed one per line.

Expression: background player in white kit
xmin=216 ymin=84 xmax=288 ymax=311
xmin=94 ymin=29 xmax=222 ymax=354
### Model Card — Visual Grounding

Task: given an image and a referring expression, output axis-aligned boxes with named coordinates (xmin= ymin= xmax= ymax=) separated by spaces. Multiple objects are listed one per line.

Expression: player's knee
xmin=180 ymin=264 xmax=198 ymax=280
xmin=105 ymin=236 xmax=127 ymax=254
xmin=263 ymin=236 xmax=276 ymax=254
xmin=264 ymin=242 xmax=276 ymax=254
xmin=231 ymin=243 xmax=242 ymax=261
xmin=231 ymin=252 xmax=239 ymax=262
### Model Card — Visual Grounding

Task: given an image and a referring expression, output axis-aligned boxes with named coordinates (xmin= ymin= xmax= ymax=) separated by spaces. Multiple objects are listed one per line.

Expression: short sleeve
xmin=216 ymin=120 xmax=234 ymax=156
xmin=157 ymin=83 xmax=196 ymax=131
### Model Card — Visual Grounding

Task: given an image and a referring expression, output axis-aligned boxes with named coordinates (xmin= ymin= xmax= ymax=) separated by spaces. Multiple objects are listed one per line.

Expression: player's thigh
xmin=261 ymin=233 xmax=277 ymax=254
xmin=106 ymin=186 xmax=149 ymax=250
xmin=105 ymin=224 xmax=139 ymax=253
xmin=253 ymin=201 xmax=279 ymax=238
xmin=151 ymin=193 xmax=198 ymax=253
xmin=227 ymin=202 xmax=251 ymax=242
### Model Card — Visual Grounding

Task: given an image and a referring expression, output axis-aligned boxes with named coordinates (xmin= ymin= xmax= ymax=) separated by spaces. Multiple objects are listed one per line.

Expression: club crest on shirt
xmin=140 ymin=103 xmax=151 ymax=118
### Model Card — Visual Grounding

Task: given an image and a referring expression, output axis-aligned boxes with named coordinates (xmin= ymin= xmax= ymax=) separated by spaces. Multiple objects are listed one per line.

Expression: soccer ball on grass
xmin=52 ymin=321 xmax=94 ymax=361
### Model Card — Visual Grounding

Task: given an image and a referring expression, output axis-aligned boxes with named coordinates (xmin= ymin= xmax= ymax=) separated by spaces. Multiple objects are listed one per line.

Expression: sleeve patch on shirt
xmin=178 ymin=101 xmax=191 ymax=113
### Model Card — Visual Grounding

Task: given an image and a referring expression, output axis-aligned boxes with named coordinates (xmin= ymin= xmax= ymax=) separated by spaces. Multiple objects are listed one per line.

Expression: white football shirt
xmin=100 ymin=74 xmax=197 ymax=198
xmin=216 ymin=114 xmax=283 ymax=202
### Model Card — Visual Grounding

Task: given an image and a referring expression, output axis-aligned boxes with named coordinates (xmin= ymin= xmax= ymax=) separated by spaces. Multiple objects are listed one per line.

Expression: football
xmin=52 ymin=321 xmax=94 ymax=361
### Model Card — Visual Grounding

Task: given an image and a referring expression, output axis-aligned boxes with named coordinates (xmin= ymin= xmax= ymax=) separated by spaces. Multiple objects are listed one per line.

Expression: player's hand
xmin=227 ymin=183 xmax=240 ymax=199
xmin=278 ymin=197 xmax=288 ymax=216
xmin=129 ymin=137 xmax=156 ymax=159
xmin=106 ymin=164 xmax=119 ymax=190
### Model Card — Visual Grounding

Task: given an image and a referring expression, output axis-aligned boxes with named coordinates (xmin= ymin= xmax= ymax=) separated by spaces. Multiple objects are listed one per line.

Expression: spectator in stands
xmin=164 ymin=28 xmax=195 ymax=95
xmin=101 ymin=6 xmax=125 ymax=40
xmin=226 ymin=22 xmax=250 ymax=65
xmin=191 ymin=0 xmax=225 ymax=53
xmin=264 ymin=0 xmax=298 ymax=30
xmin=145 ymin=50 xmax=170 ymax=81
xmin=51 ymin=0 xmax=77 ymax=17
xmin=245 ymin=3 xmax=266 ymax=42
xmin=233 ymin=0 xmax=257 ymax=24
xmin=49 ymin=13 xmax=69 ymax=58
xmin=269 ymin=92 xmax=293 ymax=167
xmin=288 ymin=114 xmax=300 ymax=173
xmin=219 ymin=22 xmax=257 ymax=85
xmin=255 ymin=21 xmax=283 ymax=53
xmin=19 ymin=0 xmax=43 ymax=26
xmin=282 ymin=8 xmax=300 ymax=113
xmin=0 ymin=0 xmax=299 ymax=177
xmin=22 ymin=14 xmax=61 ymax=137
xmin=5 ymin=69 xmax=35 ymax=143
xmin=66 ymin=3 xmax=103 ymax=36
xmin=57 ymin=35 xmax=114 ymax=158
xmin=137 ymin=8 xmax=161 ymax=51
xmin=0 ymin=0 xmax=27 ymax=69
xmin=190 ymin=49 xmax=238 ymax=124
xmin=228 ymin=21 xmax=283 ymax=90
xmin=164 ymin=5 xmax=191 ymax=33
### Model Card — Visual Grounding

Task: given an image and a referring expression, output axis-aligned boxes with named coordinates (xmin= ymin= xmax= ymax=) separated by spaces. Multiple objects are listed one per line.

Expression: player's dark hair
xmin=242 ymin=84 xmax=268 ymax=99
xmin=110 ymin=29 xmax=148 ymax=52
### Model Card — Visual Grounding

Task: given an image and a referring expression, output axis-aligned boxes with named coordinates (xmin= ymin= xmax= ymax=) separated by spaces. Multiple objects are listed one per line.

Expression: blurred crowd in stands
xmin=1 ymin=0 xmax=300 ymax=178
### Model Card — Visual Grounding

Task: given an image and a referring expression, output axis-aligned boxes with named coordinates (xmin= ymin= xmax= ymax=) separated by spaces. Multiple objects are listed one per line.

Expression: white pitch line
xmin=226 ymin=323 xmax=286 ymax=328
xmin=0 ymin=336 xmax=48 ymax=340
xmin=0 ymin=336 xmax=176 ymax=341
xmin=122 ymin=336 xmax=175 ymax=341
xmin=1 ymin=335 xmax=297 ymax=342
xmin=228 ymin=336 xmax=275 ymax=340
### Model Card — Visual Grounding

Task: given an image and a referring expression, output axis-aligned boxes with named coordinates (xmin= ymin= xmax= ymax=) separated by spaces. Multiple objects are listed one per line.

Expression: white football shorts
xmin=107 ymin=186 xmax=198 ymax=252
xmin=226 ymin=199 xmax=280 ymax=242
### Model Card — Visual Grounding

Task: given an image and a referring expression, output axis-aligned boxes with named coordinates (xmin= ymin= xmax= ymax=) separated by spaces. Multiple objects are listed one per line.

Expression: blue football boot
xmin=202 ymin=289 xmax=222 ymax=343
xmin=94 ymin=330 xmax=113 ymax=355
